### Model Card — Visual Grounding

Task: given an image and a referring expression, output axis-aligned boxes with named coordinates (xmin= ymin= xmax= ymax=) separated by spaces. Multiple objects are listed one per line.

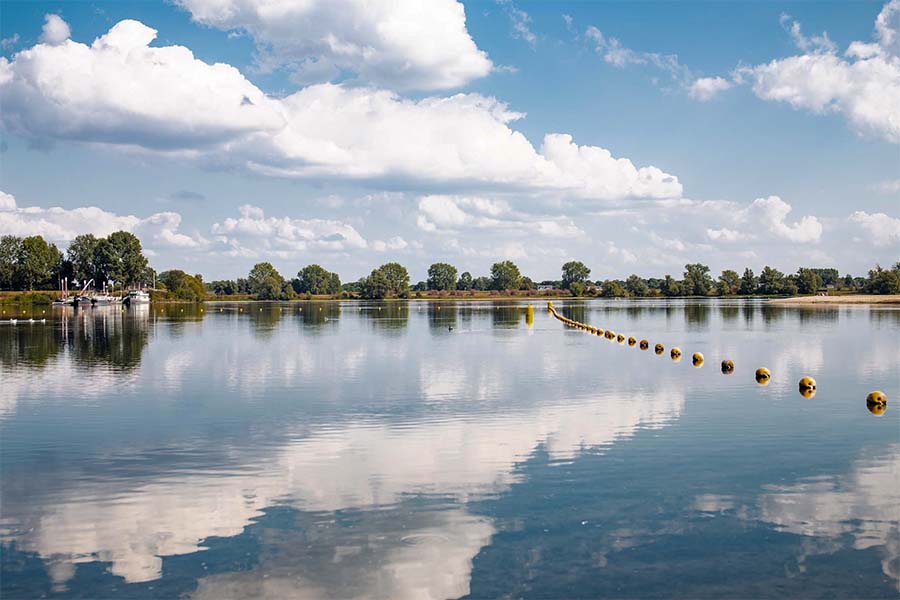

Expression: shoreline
xmin=767 ymin=294 xmax=900 ymax=305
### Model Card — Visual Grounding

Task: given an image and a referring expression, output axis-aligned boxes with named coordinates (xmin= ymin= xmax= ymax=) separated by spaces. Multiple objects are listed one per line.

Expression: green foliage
xmin=660 ymin=275 xmax=681 ymax=297
xmin=294 ymin=264 xmax=341 ymax=295
xmin=717 ymin=269 xmax=740 ymax=296
xmin=866 ymin=264 xmax=900 ymax=294
xmin=472 ymin=276 xmax=491 ymax=291
xmin=0 ymin=235 xmax=24 ymax=290
xmin=158 ymin=270 xmax=205 ymax=301
xmin=520 ymin=276 xmax=535 ymax=291
xmin=248 ymin=262 xmax=290 ymax=300
xmin=624 ymin=274 xmax=649 ymax=297
xmin=209 ymin=280 xmax=239 ymax=295
xmin=16 ymin=236 xmax=59 ymax=291
xmin=67 ymin=234 xmax=98 ymax=283
xmin=682 ymin=263 xmax=712 ymax=296
xmin=561 ymin=261 xmax=591 ymax=291
xmin=569 ymin=281 xmax=585 ymax=297
xmin=363 ymin=262 xmax=409 ymax=298
xmin=602 ymin=280 xmax=626 ymax=298
xmin=107 ymin=231 xmax=148 ymax=286
xmin=739 ymin=268 xmax=758 ymax=295
xmin=427 ymin=262 xmax=458 ymax=291
xmin=796 ymin=268 xmax=824 ymax=294
xmin=490 ymin=260 xmax=521 ymax=291
xmin=363 ymin=268 xmax=390 ymax=299
xmin=758 ymin=266 xmax=785 ymax=295
xmin=457 ymin=271 xmax=473 ymax=291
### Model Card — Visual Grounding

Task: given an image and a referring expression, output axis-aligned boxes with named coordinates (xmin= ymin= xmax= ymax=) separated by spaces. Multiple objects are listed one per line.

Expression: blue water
xmin=1 ymin=299 xmax=898 ymax=598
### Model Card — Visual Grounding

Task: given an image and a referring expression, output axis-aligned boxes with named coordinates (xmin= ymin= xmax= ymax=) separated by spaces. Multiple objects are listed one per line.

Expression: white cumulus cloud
xmin=689 ymin=76 xmax=733 ymax=101
xmin=39 ymin=14 xmax=70 ymax=45
xmin=175 ymin=0 xmax=492 ymax=91
xmin=849 ymin=211 xmax=900 ymax=245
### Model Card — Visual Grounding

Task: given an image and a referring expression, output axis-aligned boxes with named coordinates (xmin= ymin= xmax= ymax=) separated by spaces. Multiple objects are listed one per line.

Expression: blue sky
xmin=0 ymin=0 xmax=897 ymax=282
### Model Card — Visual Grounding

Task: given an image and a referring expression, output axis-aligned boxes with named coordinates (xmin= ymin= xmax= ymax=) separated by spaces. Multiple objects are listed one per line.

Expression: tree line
xmin=0 ymin=232 xmax=151 ymax=291
xmin=3 ymin=232 xmax=897 ymax=300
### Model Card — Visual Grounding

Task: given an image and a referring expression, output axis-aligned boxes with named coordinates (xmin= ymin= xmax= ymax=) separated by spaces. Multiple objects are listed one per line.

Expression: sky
xmin=0 ymin=0 xmax=898 ymax=283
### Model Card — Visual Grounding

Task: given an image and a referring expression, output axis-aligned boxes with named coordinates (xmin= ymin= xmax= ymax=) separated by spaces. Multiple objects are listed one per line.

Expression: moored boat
xmin=124 ymin=290 xmax=150 ymax=305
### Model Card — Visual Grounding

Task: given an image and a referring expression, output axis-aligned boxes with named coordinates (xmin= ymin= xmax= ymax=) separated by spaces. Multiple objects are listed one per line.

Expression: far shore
xmin=768 ymin=294 xmax=900 ymax=305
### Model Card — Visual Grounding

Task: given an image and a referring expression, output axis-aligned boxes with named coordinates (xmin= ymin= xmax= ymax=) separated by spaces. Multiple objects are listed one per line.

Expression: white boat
xmin=91 ymin=294 xmax=121 ymax=306
xmin=125 ymin=290 xmax=151 ymax=305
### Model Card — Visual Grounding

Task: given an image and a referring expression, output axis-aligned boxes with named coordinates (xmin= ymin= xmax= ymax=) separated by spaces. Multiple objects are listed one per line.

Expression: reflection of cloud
xmin=707 ymin=446 xmax=900 ymax=591
xmin=1 ymin=387 xmax=684 ymax=585
xmin=192 ymin=508 xmax=494 ymax=600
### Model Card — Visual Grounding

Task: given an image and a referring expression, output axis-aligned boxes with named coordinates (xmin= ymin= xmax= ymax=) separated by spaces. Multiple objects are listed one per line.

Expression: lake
xmin=1 ymin=299 xmax=898 ymax=599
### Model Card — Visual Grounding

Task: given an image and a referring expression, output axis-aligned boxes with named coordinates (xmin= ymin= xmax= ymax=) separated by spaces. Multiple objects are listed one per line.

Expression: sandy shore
xmin=768 ymin=294 xmax=900 ymax=305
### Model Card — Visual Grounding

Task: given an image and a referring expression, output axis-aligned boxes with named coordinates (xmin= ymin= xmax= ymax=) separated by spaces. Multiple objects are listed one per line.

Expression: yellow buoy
xmin=721 ymin=359 xmax=734 ymax=374
xmin=755 ymin=367 xmax=771 ymax=385
xmin=639 ymin=339 xmax=649 ymax=350
xmin=616 ymin=333 xmax=625 ymax=343
xmin=628 ymin=337 xmax=636 ymax=347
xmin=670 ymin=347 xmax=682 ymax=361
xmin=597 ymin=328 xmax=604 ymax=336
xmin=692 ymin=352 xmax=704 ymax=367
xmin=654 ymin=343 xmax=664 ymax=355
xmin=866 ymin=390 xmax=887 ymax=405
xmin=867 ymin=401 xmax=887 ymax=416
xmin=798 ymin=376 xmax=816 ymax=398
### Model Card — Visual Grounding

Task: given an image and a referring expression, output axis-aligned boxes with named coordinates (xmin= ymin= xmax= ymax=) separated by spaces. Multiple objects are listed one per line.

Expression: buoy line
xmin=545 ymin=301 xmax=886 ymax=413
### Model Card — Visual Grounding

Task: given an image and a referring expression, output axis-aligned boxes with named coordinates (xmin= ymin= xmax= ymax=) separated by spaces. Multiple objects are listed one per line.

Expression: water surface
xmin=1 ymin=299 xmax=898 ymax=598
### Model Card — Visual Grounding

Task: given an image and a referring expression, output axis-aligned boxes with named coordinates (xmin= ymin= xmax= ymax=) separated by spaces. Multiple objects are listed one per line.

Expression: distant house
xmin=537 ymin=283 xmax=555 ymax=291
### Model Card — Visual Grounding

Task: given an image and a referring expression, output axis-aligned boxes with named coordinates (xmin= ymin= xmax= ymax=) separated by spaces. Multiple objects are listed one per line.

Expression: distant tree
xmin=569 ymin=281 xmax=585 ymax=297
xmin=739 ymin=268 xmax=758 ymax=295
xmin=491 ymin=261 xmax=522 ymax=291
xmin=248 ymin=262 xmax=289 ymax=300
xmin=811 ymin=268 xmax=840 ymax=287
xmin=17 ymin=236 xmax=57 ymax=290
xmin=758 ymin=266 xmax=785 ymax=295
xmin=660 ymin=274 xmax=682 ymax=297
xmin=209 ymin=280 xmax=238 ymax=295
xmin=646 ymin=277 xmax=663 ymax=291
xmin=561 ymin=261 xmax=591 ymax=291
xmin=457 ymin=271 xmax=473 ymax=291
xmin=328 ymin=273 xmax=341 ymax=294
xmin=717 ymin=270 xmax=741 ymax=296
xmin=682 ymin=263 xmax=712 ymax=296
xmin=91 ymin=238 xmax=117 ymax=286
xmin=376 ymin=262 xmax=409 ymax=295
xmin=472 ymin=276 xmax=491 ymax=291
xmin=158 ymin=270 xmax=205 ymax=301
xmin=0 ymin=235 xmax=23 ymax=291
xmin=427 ymin=262 xmax=458 ymax=291
xmin=783 ymin=274 xmax=799 ymax=296
xmin=413 ymin=280 xmax=428 ymax=292
xmin=295 ymin=264 xmax=335 ymax=295
xmin=796 ymin=268 xmax=824 ymax=294
xmin=624 ymin=274 xmax=649 ymax=297
xmin=107 ymin=231 xmax=148 ymax=287
xmin=363 ymin=269 xmax=390 ymax=299
xmin=866 ymin=264 xmax=900 ymax=294
xmin=67 ymin=234 xmax=98 ymax=284
xmin=602 ymin=280 xmax=626 ymax=298
xmin=342 ymin=279 xmax=365 ymax=294
xmin=520 ymin=276 xmax=535 ymax=291
xmin=842 ymin=273 xmax=855 ymax=289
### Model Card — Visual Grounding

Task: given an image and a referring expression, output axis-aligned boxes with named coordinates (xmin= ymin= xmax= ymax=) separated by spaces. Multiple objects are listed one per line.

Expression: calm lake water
xmin=1 ymin=299 xmax=898 ymax=599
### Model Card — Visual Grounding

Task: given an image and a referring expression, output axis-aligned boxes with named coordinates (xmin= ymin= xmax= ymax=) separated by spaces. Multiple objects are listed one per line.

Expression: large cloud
xmin=692 ymin=1 xmax=900 ymax=143
xmin=0 ymin=18 xmax=681 ymax=201
xmin=0 ymin=191 xmax=203 ymax=249
xmin=175 ymin=0 xmax=492 ymax=91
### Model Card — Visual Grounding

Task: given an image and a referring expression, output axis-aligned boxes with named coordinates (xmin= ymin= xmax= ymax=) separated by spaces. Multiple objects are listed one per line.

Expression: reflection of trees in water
xmin=66 ymin=306 xmax=152 ymax=371
xmin=0 ymin=321 xmax=60 ymax=368
xmin=359 ymin=302 xmax=409 ymax=333
xmin=294 ymin=302 xmax=342 ymax=329
xmin=742 ymin=302 xmax=756 ymax=324
xmin=492 ymin=303 xmax=524 ymax=328
xmin=796 ymin=307 xmax=839 ymax=325
xmin=719 ymin=303 xmax=739 ymax=322
xmin=760 ymin=304 xmax=784 ymax=325
xmin=559 ymin=304 xmax=587 ymax=326
xmin=683 ymin=303 xmax=710 ymax=329
xmin=427 ymin=303 xmax=457 ymax=331
xmin=244 ymin=303 xmax=286 ymax=339
xmin=869 ymin=308 xmax=900 ymax=327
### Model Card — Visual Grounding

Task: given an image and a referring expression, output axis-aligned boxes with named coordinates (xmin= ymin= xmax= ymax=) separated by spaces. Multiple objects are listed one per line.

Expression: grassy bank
xmin=0 ymin=291 xmax=55 ymax=305
xmin=768 ymin=294 xmax=900 ymax=305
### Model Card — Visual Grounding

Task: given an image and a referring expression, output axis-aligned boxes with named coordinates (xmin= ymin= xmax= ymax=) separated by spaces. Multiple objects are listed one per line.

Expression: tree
xmin=624 ymin=274 xmax=649 ymax=297
xmin=660 ymin=275 xmax=682 ymax=297
xmin=457 ymin=271 xmax=473 ymax=291
xmin=490 ymin=261 xmax=522 ymax=291
xmin=812 ymin=268 xmax=840 ymax=287
xmin=796 ymin=268 xmax=824 ymax=294
xmin=739 ymin=268 xmax=758 ymax=295
xmin=18 ymin=236 xmax=56 ymax=290
xmin=682 ymin=263 xmax=712 ymax=296
xmin=717 ymin=270 xmax=740 ymax=296
xmin=472 ymin=276 xmax=491 ymax=291
xmin=758 ymin=266 xmax=785 ymax=295
xmin=247 ymin=263 xmax=288 ymax=300
xmin=363 ymin=269 xmax=390 ymax=299
xmin=67 ymin=234 xmax=98 ymax=284
xmin=107 ymin=231 xmax=148 ymax=287
xmin=602 ymin=280 xmax=626 ymax=297
xmin=561 ymin=261 xmax=591 ymax=291
xmin=209 ymin=280 xmax=238 ymax=295
xmin=569 ymin=281 xmax=585 ymax=297
xmin=0 ymin=235 xmax=23 ymax=290
xmin=91 ymin=238 xmax=117 ymax=286
xmin=520 ymin=276 xmax=535 ymax=291
xmin=427 ymin=262 xmax=458 ymax=291
xmin=413 ymin=281 xmax=428 ymax=292
xmin=158 ymin=270 xmax=205 ymax=301
xmin=866 ymin=264 xmax=900 ymax=294
xmin=374 ymin=262 xmax=409 ymax=295
xmin=295 ymin=264 xmax=336 ymax=295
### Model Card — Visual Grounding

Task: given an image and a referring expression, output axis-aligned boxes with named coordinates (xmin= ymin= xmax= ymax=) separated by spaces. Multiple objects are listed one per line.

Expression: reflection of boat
xmin=124 ymin=290 xmax=150 ymax=305
xmin=74 ymin=296 xmax=94 ymax=307
xmin=91 ymin=294 xmax=121 ymax=306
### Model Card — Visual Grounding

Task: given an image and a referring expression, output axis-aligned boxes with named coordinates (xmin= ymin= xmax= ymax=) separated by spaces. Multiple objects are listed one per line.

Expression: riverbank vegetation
xmin=2 ymin=233 xmax=897 ymax=303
